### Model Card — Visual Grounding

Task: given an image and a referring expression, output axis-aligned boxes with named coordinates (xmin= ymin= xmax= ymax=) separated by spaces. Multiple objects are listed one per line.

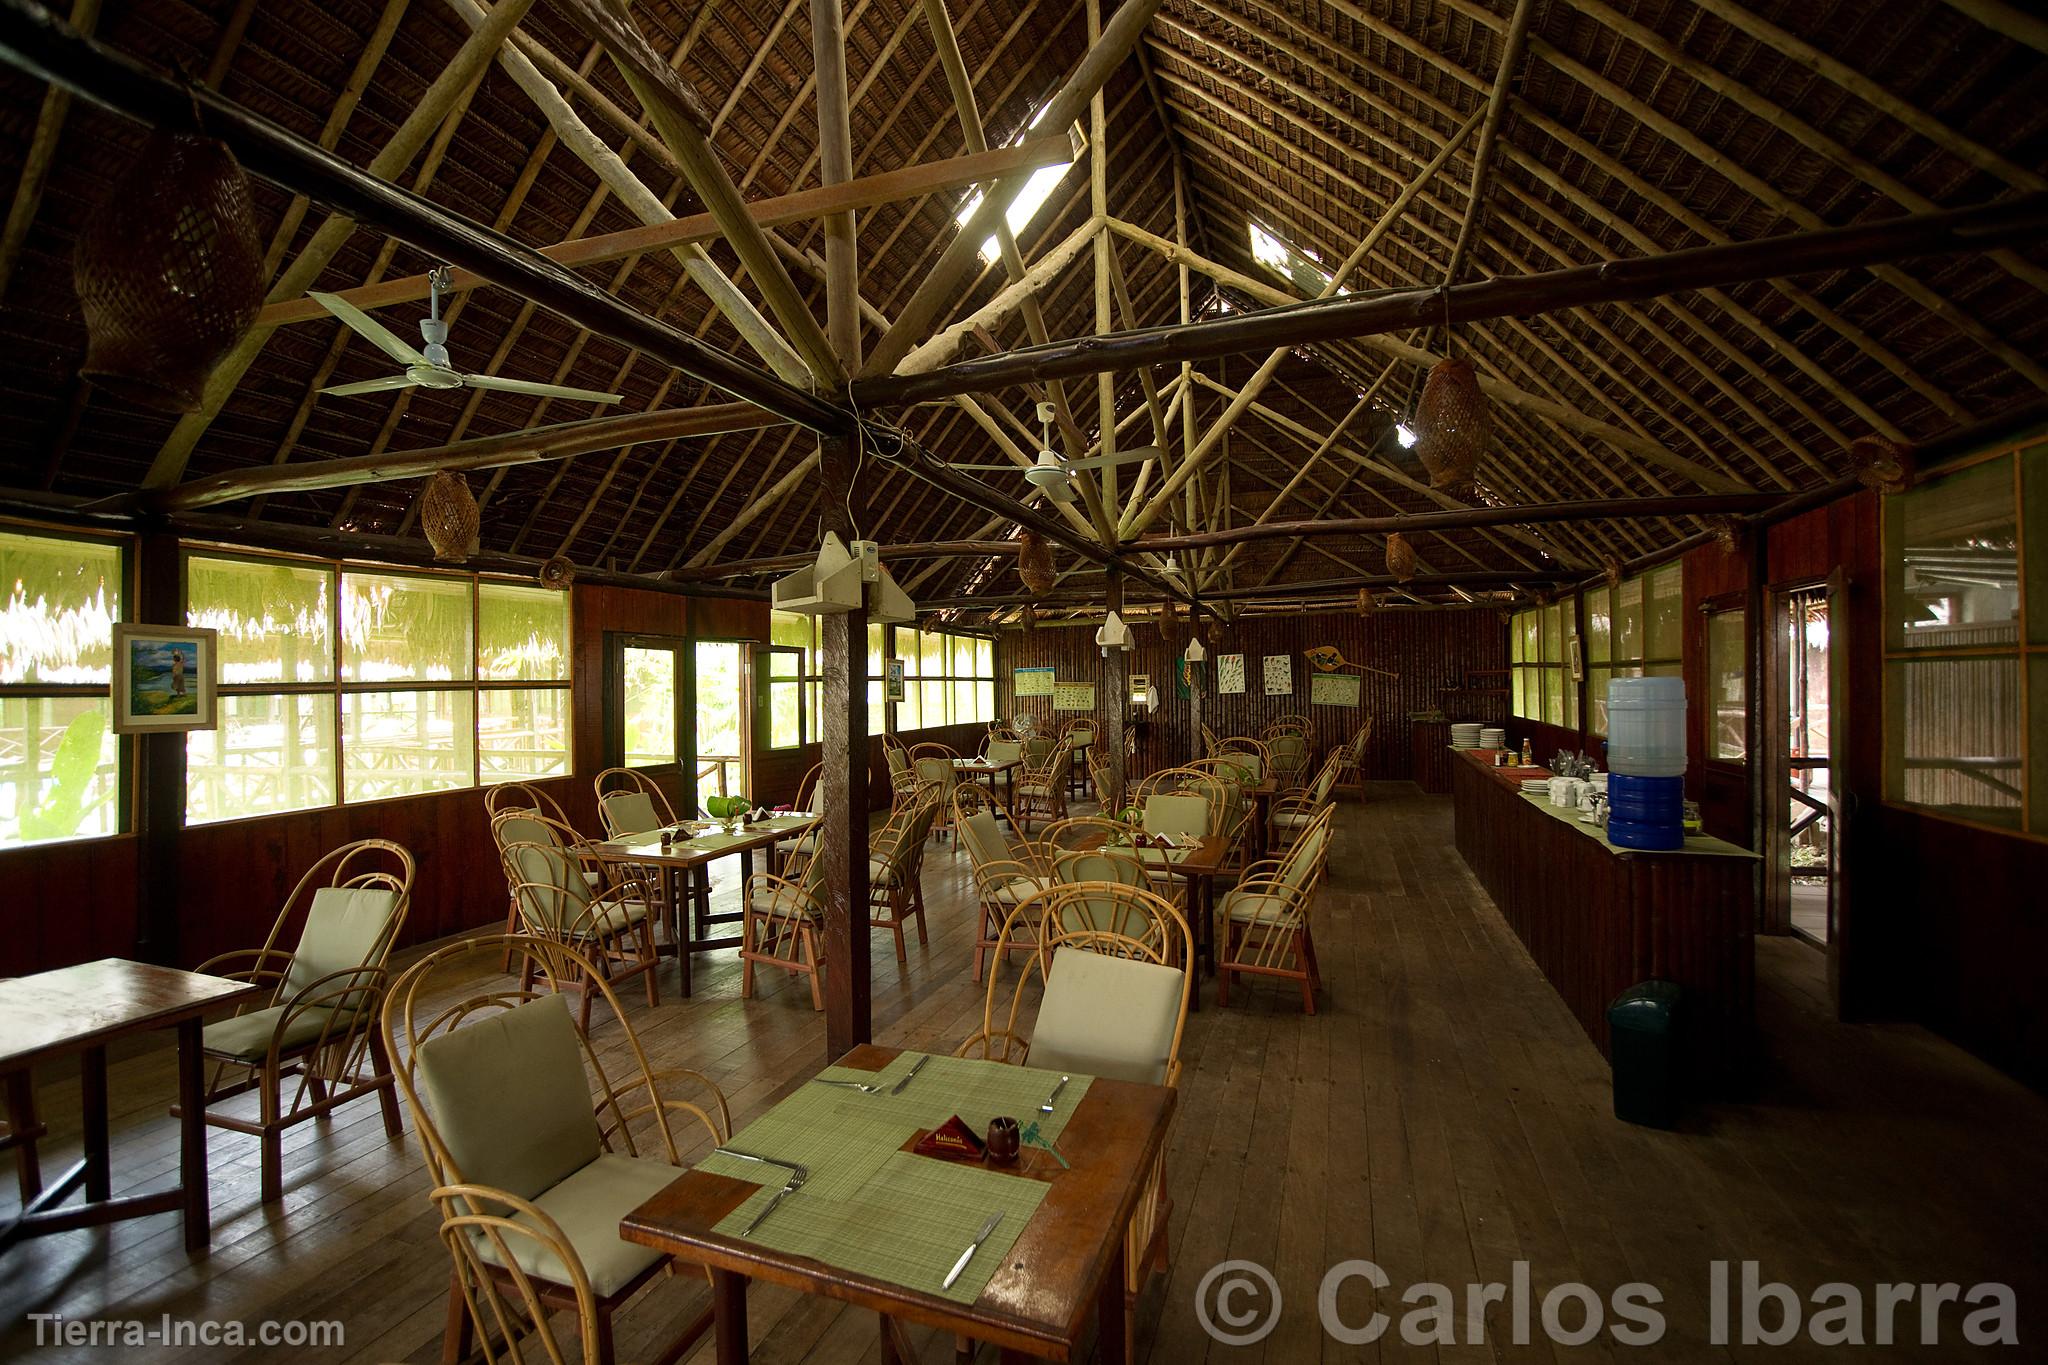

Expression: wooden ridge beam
xmin=1135 ymin=492 xmax=1784 ymax=551
xmin=855 ymin=194 xmax=2048 ymax=406
xmin=669 ymin=538 xmax=1018 ymax=582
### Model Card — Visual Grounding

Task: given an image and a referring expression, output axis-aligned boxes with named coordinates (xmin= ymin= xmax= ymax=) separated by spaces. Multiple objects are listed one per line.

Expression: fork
xmin=810 ymin=1077 xmax=883 ymax=1094
xmin=1039 ymin=1074 xmax=1071 ymax=1114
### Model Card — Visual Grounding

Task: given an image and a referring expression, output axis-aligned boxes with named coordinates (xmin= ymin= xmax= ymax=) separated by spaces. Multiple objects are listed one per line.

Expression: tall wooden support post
xmin=133 ymin=528 xmax=183 ymax=964
xmin=1103 ymin=570 xmax=1128 ymax=803
xmin=818 ymin=438 xmax=871 ymax=1061
xmin=1185 ymin=610 xmax=1203 ymax=767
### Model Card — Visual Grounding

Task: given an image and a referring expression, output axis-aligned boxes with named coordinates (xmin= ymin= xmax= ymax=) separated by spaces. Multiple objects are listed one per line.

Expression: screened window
xmin=1883 ymin=448 xmax=2040 ymax=832
xmin=1706 ymin=607 xmax=1747 ymax=762
xmin=762 ymin=611 xmax=817 ymax=750
xmin=1586 ymin=563 xmax=1681 ymax=736
xmin=895 ymin=628 xmax=994 ymax=731
xmin=1509 ymin=601 xmax=1576 ymax=730
xmin=1 ymin=527 xmax=124 ymax=847
xmin=184 ymin=552 xmax=570 ymax=824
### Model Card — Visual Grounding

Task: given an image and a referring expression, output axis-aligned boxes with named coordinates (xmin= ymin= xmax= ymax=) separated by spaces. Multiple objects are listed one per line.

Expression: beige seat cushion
xmin=750 ymin=889 xmax=821 ymax=921
xmin=1270 ymin=810 xmax=1313 ymax=830
xmin=1143 ymin=793 xmax=1210 ymax=840
xmin=991 ymin=875 xmax=1048 ymax=905
xmin=1222 ymin=889 xmax=1294 ymax=926
xmin=416 ymin=995 xmax=601 ymax=1201
xmin=602 ymin=791 xmax=662 ymax=837
xmin=470 ymin=1152 xmax=678 ymax=1298
xmin=985 ymin=740 xmax=1022 ymax=765
xmin=1027 ymin=947 xmax=1183 ymax=1087
xmin=285 ymin=886 xmax=398 ymax=997
xmin=203 ymin=1003 xmax=345 ymax=1063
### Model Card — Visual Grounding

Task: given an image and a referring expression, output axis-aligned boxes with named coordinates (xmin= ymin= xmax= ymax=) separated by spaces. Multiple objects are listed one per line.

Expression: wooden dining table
xmin=0 ymin=960 xmax=262 ymax=1254
xmin=621 ymin=1044 xmax=1175 ymax=1364
xmin=592 ymin=814 xmax=817 ymax=996
xmin=952 ymin=755 xmax=1021 ymax=813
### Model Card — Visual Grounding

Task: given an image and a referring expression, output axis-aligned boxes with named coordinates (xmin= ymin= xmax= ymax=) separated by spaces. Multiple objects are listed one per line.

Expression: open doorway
xmin=692 ymin=640 xmax=746 ymax=810
xmin=1782 ymin=586 xmax=1833 ymax=946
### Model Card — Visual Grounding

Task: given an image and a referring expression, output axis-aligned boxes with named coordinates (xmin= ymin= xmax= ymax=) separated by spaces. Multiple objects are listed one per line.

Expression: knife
xmin=891 ymin=1053 xmax=932 ymax=1096
xmin=1039 ymin=1074 xmax=1070 ymax=1114
xmin=942 ymin=1212 xmax=1004 ymax=1289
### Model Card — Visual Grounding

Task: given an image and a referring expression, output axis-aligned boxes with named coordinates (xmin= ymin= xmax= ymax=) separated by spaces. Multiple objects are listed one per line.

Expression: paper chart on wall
xmin=1216 ymin=653 xmax=1246 ymax=695
xmin=1053 ymin=682 xmax=1096 ymax=711
xmin=1310 ymin=672 xmax=1362 ymax=707
xmin=1014 ymin=666 xmax=1056 ymax=697
xmin=1262 ymin=654 xmax=1293 ymax=696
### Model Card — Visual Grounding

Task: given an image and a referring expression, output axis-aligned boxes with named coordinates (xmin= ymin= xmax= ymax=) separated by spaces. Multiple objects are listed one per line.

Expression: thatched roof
xmin=0 ymin=0 xmax=2043 ymax=608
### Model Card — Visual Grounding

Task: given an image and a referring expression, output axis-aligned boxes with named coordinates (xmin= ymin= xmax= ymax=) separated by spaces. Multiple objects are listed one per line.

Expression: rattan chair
xmin=741 ymin=848 xmax=828 ymax=1010
xmin=1087 ymin=746 xmax=1122 ymax=815
xmin=384 ymin=937 xmax=730 ymax=1365
xmin=909 ymin=743 xmax=962 ymax=839
xmin=1335 ymin=717 xmax=1375 ymax=798
xmin=1263 ymin=727 xmax=1313 ymax=789
xmin=486 ymin=784 xmax=601 ymax=967
xmin=1011 ymin=738 xmax=1074 ymax=834
xmin=496 ymin=834 xmax=661 ymax=1031
xmin=1269 ymin=749 xmax=1344 ymax=853
xmin=869 ymin=786 xmax=942 ymax=962
xmin=592 ymin=767 xmax=677 ymax=839
xmin=955 ymin=788 xmax=1054 ymax=983
xmin=1217 ymin=804 xmax=1334 ymax=1013
xmin=1129 ymin=766 xmax=1232 ymax=842
xmin=1061 ymin=719 xmax=1098 ymax=799
xmin=772 ymin=761 xmax=824 ymax=876
xmin=956 ymin=882 xmax=1191 ymax=1360
xmin=186 ymin=838 xmax=414 ymax=1203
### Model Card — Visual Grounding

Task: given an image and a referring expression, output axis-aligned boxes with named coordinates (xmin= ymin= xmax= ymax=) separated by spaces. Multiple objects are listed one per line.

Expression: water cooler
xmin=1604 ymin=676 xmax=1687 ymax=850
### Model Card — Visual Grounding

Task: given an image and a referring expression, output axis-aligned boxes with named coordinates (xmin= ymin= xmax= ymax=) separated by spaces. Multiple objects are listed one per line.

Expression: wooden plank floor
xmin=4 ymin=787 xmax=2044 ymax=1362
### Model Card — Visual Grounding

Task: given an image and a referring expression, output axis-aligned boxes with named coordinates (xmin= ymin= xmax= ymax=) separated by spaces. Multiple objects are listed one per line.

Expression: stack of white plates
xmin=1480 ymin=726 xmax=1506 ymax=749
xmin=1450 ymin=722 xmax=1484 ymax=749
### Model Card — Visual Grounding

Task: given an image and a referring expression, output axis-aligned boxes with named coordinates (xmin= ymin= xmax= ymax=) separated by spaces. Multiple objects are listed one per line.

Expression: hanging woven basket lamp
xmin=419 ymin=471 xmax=480 ymax=564
xmin=1356 ymin=587 xmax=1376 ymax=616
xmin=73 ymin=127 xmax=265 ymax=412
xmin=1016 ymin=530 xmax=1056 ymax=597
xmin=1414 ymin=356 xmax=1487 ymax=494
xmin=538 ymin=556 xmax=576 ymax=589
xmin=1848 ymin=435 xmax=1915 ymax=494
xmin=1385 ymin=531 xmax=1417 ymax=582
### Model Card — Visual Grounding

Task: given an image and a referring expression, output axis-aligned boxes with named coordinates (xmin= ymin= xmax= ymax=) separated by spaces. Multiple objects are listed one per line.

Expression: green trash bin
xmin=1607 ymin=980 xmax=1682 ymax=1128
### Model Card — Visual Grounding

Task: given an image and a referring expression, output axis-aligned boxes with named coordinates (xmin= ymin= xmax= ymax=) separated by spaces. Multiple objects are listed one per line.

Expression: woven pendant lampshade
xmin=72 ymin=129 xmax=264 ymax=413
xmin=419 ymin=472 xmax=480 ymax=564
xmin=1204 ymin=618 xmax=1225 ymax=647
xmin=1016 ymin=530 xmax=1056 ymax=597
xmin=1414 ymin=357 xmax=1487 ymax=492
xmin=538 ymin=555 xmax=576 ymax=589
xmin=1020 ymin=604 xmax=1038 ymax=632
xmin=1356 ymin=588 xmax=1376 ymax=616
xmin=1849 ymin=435 xmax=1915 ymax=494
xmin=1385 ymin=531 xmax=1417 ymax=582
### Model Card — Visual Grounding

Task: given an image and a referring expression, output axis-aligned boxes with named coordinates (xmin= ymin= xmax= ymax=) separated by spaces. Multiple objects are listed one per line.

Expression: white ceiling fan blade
xmin=320 ymin=373 xmax=424 ymax=397
xmin=310 ymin=292 xmax=430 ymax=367
xmin=948 ymin=462 xmax=1034 ymax=472
xmin=461 ymin=374 xmax=624 ymax=404
xmin=1066 ymin=445 xmax=1163 ymax=471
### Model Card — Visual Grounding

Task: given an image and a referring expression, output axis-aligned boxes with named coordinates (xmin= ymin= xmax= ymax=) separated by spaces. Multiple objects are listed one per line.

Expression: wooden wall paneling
xmin=997 ymin=610 xmax=1509 ymax=781
xmin=0 ymin=837 xmax=140 ymax=975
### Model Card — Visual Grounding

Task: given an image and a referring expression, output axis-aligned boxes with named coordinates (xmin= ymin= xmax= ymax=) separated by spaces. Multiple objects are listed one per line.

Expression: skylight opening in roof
xmin=1249 ymin=220 xmax=1349 ymax=298
xmin=955 ymin=103 xmax=1085 ymax=263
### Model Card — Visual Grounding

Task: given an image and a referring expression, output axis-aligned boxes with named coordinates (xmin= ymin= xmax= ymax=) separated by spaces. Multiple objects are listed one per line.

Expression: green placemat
xmin=695 ymin=1054 xmax=1093 ymax=1302
xmin=712 ymin=1150 xmax=1049 ymax=1304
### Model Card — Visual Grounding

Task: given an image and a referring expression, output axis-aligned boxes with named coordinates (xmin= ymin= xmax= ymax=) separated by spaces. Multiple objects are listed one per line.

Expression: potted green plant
xmin=705 ymin=794 xmax=752 ymax=834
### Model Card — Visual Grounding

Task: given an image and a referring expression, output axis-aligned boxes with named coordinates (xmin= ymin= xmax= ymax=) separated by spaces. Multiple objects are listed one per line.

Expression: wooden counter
xmin=1449 ymin=749 xmax=1756 ymax=1093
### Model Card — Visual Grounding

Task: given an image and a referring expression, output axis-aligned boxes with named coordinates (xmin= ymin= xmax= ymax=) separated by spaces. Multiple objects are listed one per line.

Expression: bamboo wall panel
xmin=0 ymin=836 xmax=140 ymax=975
xmin=996 ymin=610 xmax=1508 ymax=779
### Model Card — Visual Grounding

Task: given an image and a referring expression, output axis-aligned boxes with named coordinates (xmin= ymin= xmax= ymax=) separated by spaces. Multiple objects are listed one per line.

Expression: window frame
xmin=182 ymin=544 xmax=572 ymax=827
xmin=0 ymin=520 xmax=131 ymax=849
xmin=1879 ymin=442 xmax=2042 ymax=838
xmin=1701 ymin=592 xmax=1749 ymax=765
xmin=1509 ymin=599 xmax=1578 ymax=731
xmin=893 ymin=626 xmax=996 ymax=733
xmin=1585 ymin=563 xmax=1683 ymax=738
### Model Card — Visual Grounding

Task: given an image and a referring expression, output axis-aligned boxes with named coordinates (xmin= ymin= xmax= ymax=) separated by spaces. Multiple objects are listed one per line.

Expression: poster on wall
xmin=1216 ymin=653 xmax=1246 ymax=695
xmin=1175 ymin=659 xmax=1205 ymax=699
xmin=885 ymin=657 xmax=906 ymax=702
xmin=1262 ymin=654 xmax=1294 ymax=696
xmin=1053 ymin=681 xmax=1096 ymax=711
xmin=1014 ymin=665 xmax=1056 ymax=697
xmin=1310 ymin=672 xmax=1362 ymax=707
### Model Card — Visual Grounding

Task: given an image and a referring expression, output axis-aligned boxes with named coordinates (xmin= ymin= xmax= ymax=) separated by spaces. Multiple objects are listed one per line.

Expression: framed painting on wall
xmin=111 ymin=624 xmax=218 ymax=733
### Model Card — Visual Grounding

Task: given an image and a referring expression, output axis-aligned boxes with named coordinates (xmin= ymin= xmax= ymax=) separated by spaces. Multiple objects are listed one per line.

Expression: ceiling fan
xmin=948 ymin=401 xmax=1161 ymax=502
xmin=311 ymin=268 xmax=624 ymax=404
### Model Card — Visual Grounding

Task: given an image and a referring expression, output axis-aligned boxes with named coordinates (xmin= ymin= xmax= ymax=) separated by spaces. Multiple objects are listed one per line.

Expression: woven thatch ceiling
xmin=1 ymin=0 xmax=2044 ymax=606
